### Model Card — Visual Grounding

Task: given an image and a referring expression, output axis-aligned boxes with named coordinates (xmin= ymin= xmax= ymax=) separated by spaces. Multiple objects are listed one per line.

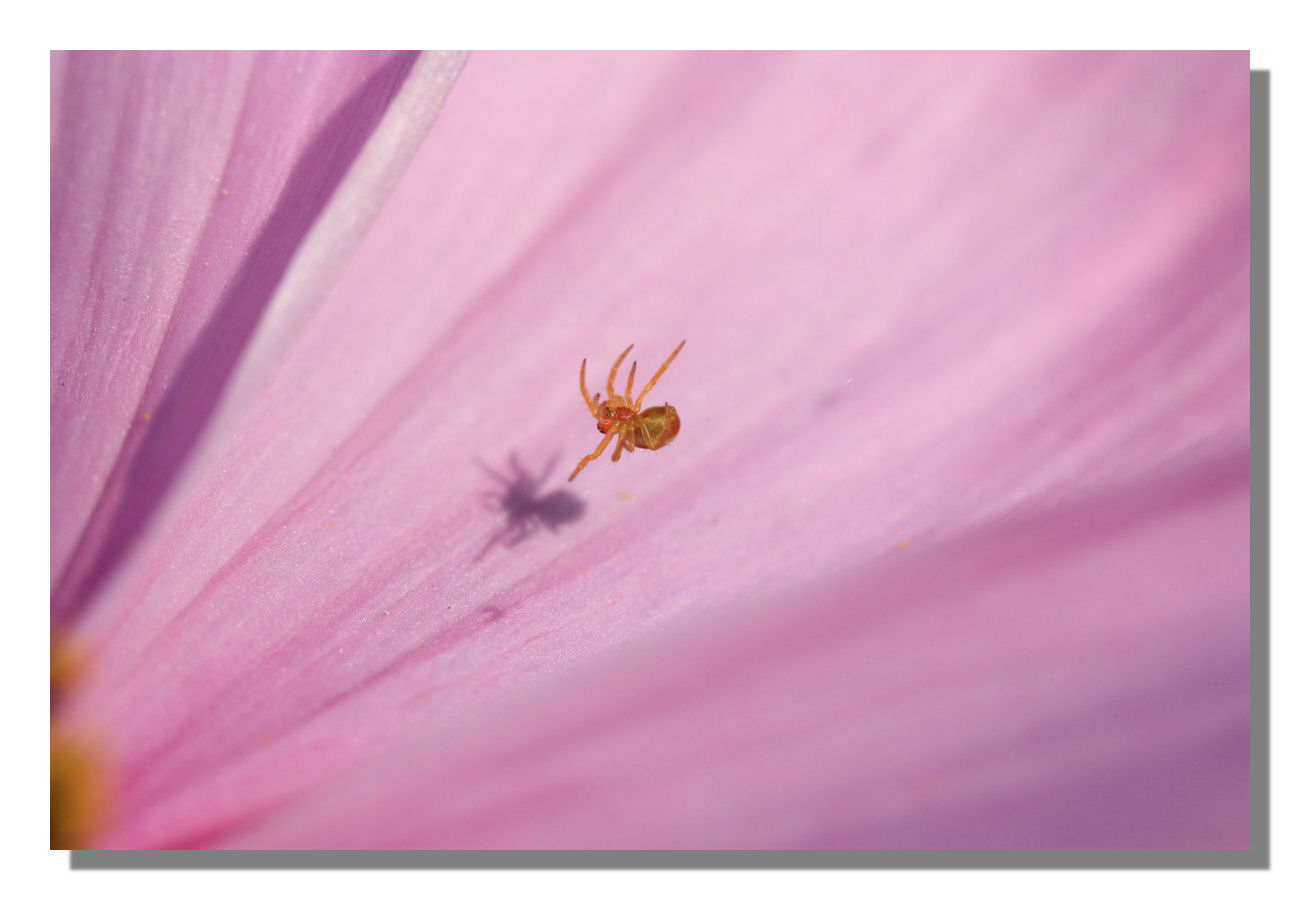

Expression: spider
xmin=568 ymin=340 xmax=686 ymax=481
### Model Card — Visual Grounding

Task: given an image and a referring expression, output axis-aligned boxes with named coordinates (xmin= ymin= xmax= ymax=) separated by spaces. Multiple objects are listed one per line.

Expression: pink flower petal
xmin=51 ymin=50 xmax=466 ymax=622
xmin=218 ymin=450 xmax=1249 ymax=849
xmin=52 ymin=51 xmax=1248 ymax=848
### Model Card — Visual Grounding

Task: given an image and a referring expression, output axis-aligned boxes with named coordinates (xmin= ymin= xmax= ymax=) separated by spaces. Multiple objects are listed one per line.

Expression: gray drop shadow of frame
xmin=70 ymin=68 xmax=1270 ymax=872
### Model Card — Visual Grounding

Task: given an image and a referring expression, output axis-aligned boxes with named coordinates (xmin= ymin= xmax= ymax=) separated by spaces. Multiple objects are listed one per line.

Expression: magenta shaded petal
xmin=54 ymin=52 xmax=1248 ymax=848
xmin=216 ymin=452 xmax=1249 ymax=849
xmin=51 ymin=50 xmax=464 ymax=623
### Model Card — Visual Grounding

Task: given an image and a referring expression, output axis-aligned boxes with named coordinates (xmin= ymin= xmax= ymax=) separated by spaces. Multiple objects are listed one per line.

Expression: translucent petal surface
xmin=52 ymin=52 xmax=1249 ymax=849
xmin=222 ymin=451 xmax=1249 ymax=849
xmin=51 ymin=50 xmax=464 ymax=622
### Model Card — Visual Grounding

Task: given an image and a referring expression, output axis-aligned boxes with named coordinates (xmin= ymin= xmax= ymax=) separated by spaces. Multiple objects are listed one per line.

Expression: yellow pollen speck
xmin=51 ymin=638 xmax=112 ymax=849
xmin=616 ymin=491 xmax=633 ymax=501
xmin=51 ymin=731 xmax=111 ymax=849
xmin=221 ymin=188 xmax=230 ymax=195
xmin=142 ymin=411 xmax=151 ymax=421
xmin=51 ymin=637 xmax=85 ymax=707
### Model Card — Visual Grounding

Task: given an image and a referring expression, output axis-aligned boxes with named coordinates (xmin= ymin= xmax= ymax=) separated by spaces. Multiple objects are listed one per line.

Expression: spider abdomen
xmin=634 ymin=404 xmax=680 ymax=449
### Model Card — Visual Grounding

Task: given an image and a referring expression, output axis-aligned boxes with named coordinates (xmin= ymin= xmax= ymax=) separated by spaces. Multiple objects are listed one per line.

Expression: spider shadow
xmin=474 ymin=452 xmax=586 ymax=561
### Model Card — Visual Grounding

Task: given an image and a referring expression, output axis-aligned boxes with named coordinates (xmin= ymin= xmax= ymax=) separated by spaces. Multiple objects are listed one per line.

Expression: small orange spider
xmin=568 ymin=340 xmax=686 ymax=481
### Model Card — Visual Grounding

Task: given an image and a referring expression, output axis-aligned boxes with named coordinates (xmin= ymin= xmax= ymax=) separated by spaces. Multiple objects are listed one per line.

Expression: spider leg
xmin=611 ymin=425 xmax=629 ymax=461
xmin=606 ymin=344 xmax=634 ymax=399
xmin=633 ymin=339 xmax=686 ymax=410
xmin=579 ymin=358 xmax=597 ymax=415
xmin=625 ymin=359 xmax=637 ymax=401
xmin=569 ymin=428 xmax=618 ymax=481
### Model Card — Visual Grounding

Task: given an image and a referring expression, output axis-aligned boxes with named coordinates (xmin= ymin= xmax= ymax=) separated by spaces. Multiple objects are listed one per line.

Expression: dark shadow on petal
xmin=475 ymin=452 xmax=586 ymax=561
xmin=53 ymin=52 xmax=420 ymax=626
xmin=478 ymin=604 xmax=506 ymax=623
